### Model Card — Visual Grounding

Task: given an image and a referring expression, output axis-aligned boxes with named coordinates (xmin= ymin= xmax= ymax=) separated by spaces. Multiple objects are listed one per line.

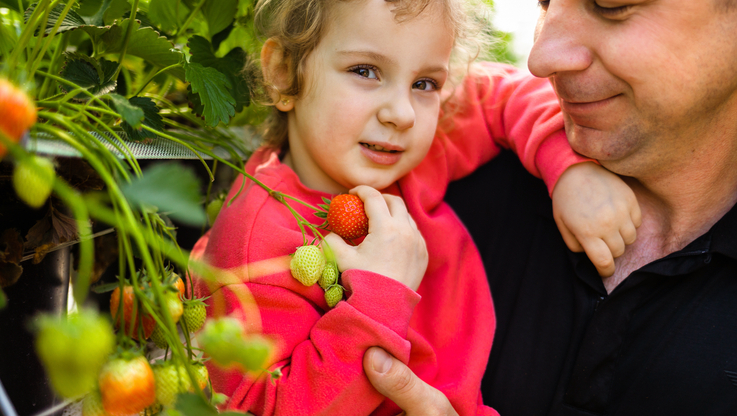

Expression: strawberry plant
xmin=0 ymin=0 xmax=420 ymax=413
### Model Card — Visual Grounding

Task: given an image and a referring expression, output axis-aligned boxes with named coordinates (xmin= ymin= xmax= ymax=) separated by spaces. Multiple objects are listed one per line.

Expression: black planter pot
xmin=0 ymin=247 xmax=70 ymax=416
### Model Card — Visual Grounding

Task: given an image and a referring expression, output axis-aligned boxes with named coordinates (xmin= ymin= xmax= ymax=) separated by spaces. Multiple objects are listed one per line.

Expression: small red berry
xmin=327 ymin=194 xmax=368 ymax=240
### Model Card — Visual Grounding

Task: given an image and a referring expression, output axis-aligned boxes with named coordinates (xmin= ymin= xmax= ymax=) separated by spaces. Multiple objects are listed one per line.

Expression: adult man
xmin=364 ymin=0 xmax=737 ymax=414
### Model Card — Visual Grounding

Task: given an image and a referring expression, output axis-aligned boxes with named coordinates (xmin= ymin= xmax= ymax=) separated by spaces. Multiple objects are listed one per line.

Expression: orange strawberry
xmin=98 ymin=355 xmax=156 ymax=416
xmin=0 ymin=78 xmax=36 ymax=158
xmin=110 ymin=285 xmax=156 ymax=341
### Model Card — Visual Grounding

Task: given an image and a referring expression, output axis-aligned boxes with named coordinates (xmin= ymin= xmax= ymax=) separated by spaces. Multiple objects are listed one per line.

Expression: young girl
xmin=191 ymin=0 xmax=640 ymax=415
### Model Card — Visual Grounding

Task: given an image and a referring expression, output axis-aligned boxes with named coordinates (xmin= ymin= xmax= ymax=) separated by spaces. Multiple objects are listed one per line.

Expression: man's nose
xmin=378 ymin=87 xmax=415 ymax=131
xmin=528 ymin=3 xmax=593 ymax=78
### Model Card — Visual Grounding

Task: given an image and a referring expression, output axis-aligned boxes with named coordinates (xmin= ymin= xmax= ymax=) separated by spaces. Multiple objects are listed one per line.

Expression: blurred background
xmin=491 ymin=0 xmax=539 ymax=70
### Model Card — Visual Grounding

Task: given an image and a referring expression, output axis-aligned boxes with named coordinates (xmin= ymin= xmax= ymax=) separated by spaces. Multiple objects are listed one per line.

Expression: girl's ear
xmin=261 ymin=38 xmax=294 ymax=111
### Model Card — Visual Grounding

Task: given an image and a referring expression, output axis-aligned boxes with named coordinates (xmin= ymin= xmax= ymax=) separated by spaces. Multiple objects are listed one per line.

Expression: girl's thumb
xmin=323 ymin=232 xmax=353 ymax=270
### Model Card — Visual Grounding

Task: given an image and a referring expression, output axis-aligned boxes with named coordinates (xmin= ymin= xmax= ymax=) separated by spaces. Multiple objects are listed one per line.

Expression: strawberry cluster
xmin=290 ymin=245 xmax=345 ymax=308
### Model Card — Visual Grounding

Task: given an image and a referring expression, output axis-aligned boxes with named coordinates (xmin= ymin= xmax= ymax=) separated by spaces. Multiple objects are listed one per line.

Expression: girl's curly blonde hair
xmin=250 ymin=0 xmax=497 ymax=149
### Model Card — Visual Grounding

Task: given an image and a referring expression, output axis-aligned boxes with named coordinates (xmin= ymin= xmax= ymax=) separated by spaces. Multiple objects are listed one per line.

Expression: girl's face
xmin=284 ymin=0 xmax=454 ymax=194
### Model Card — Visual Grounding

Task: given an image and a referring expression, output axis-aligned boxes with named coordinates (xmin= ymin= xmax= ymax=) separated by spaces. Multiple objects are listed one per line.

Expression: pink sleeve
xmin=212 ymin=271 xmax=420 ymax=415
xmin=437 ymin=62 xmax=592 ymax=194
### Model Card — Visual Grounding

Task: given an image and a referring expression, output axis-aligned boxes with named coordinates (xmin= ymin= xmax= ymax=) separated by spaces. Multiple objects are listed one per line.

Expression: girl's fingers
xmin=630 ymin=197 xmax=643 ymax=228
xmin=350 ymin=185 xmax=390 ymax=223
xmin=554 ymin=216 xmax=584 ymax=253
xmin=383 ymin=193 xmax=410 ymax=218
xmin=580 ymin=238 xmax=615 ymax=277
xmin=620 ymin=222 xmax=638 ymax=246
xmin=323 ymin=232 xmax=354 ymax=272
xmin=603 ymin=233 xmax=626 ymax=259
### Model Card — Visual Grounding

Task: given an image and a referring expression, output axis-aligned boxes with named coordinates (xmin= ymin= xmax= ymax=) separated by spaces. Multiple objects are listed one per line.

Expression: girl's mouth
xmin=360 ymin=143 xmax=401 ymax=153
xmin=360 ymin=142 xmax=403 ymax=165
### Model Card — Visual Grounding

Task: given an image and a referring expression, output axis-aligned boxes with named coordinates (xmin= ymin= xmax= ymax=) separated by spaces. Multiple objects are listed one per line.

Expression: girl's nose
xmin=378 ymin=88 xmax=416 ymax=131
xmin=528 ymin=3 xmax=593 ymax=78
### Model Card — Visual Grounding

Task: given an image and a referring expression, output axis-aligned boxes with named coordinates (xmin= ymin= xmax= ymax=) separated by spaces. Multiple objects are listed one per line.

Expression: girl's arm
xmin=428 ymin=62 xmax=641 ymax=275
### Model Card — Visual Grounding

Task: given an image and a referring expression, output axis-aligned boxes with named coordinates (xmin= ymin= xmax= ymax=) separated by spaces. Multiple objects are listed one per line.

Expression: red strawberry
xmin=110 ymin=285 xmax=156 ymax=340
xmin=325 ymin=194 xmax=369 ymax=240
xmin=0 ymin=78 xmax=36 ymax=158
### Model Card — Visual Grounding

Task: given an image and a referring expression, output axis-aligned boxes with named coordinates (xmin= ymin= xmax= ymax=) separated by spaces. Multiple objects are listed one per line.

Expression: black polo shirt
xmin=445 ymin=151 xmax=737 ymax=416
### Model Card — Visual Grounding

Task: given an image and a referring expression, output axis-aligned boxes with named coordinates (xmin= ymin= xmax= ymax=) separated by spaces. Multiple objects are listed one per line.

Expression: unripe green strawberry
xmin=35 ymin=309 xmax=115 ymax=399
xmin=181 ymin=299 xmax=207 ymax=333
xmin=197 ymin=318 xmax=271 ymax=373
xmin=193 ymin=362 xmax=209 ymax=391
xmin=150 ymin=325 xmax=168 ymax=349
xmin=324 ymin=285 xmax=344 ymax=308
xmin=318 ymin=262 xmax=339 ymax=290
xmin=290 ymin=245 xmax=325 ymax=286
xmin=206 ymin=196 xmax=224 ymax=226
xmin=152 ymin=362 xmax=190 ymax=407
xmin=163 ymin=291 xmax=183 ymax=323
xmin=13 ymin=155 xmax=55 ymax=209
xmin=82 ymin=390 xmax=109 ymax=416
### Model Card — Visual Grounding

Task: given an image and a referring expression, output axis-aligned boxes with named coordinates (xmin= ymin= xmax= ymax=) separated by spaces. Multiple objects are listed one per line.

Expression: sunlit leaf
xmin=184 ymin=61 xmax=235 ymax=127
xmin=188 ymin=35 xmax=250 ymax=113
xmin=120 ymin=97 xmax=164 ymax=143
xmin=120 ymin=163 xmax=206 ymax=226
xmin=108 ymin=93 xmax=144 ymax=128
xmin=201 ymin=0 xmax=237 ymax=39
xmin=148 ymin=0 xmax=189 ymax=34
xmin=24 ymin=3 xmax=87 ymax=35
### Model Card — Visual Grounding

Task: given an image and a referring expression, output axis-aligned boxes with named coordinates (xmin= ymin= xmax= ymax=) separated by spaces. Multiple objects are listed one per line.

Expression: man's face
xmin=528 ymin=0 xmax=737 ymax=178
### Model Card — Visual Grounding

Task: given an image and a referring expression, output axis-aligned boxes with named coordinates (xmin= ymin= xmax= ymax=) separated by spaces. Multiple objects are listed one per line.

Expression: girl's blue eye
xmin=351 ymin=66 xmax=378 ymax=79
xmin=412 ymin=79 xmax=438 ymax=91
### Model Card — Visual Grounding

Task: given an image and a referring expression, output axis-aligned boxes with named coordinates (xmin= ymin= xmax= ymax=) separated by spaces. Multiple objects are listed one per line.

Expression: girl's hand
xmin=552 ymin=162 xmax=642 ymax=277
xmin=323 ymin=186 xmax=428 ymax=291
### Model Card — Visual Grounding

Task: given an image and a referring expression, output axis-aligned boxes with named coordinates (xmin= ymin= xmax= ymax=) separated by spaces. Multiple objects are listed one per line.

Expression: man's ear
xmin=261 ymin=38 xmax=294 ymax=111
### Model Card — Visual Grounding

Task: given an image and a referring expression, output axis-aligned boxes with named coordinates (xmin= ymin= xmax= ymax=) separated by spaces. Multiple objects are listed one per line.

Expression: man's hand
xmin=363 ymin=347 xmax=459 ymax=416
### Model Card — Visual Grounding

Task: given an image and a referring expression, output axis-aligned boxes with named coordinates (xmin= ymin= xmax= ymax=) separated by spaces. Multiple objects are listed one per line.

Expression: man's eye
xmin=594 ymin=3 xmax=632 ymax=17
xmin=412 ymin=79 xmax=438 ymax=91
xmin=350 ymin=66 xmax=378 ymax=79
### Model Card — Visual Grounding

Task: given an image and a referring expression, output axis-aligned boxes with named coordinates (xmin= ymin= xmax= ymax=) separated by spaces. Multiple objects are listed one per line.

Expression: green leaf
xmin=201 ymin=0 xmax=237 ymax=39
xmin=83 ymin=19 xmax=185 ymax=79
xmin=184 ymin=61 xmax=235 ymax=127
xmin=188 ymin=35 xmax=250 ymax=112
xmin=0 ymin=0 xmax=23 ymax=12
xmin=120 ymin=97 xmax=164 ymax=143
xmin=0 ymin=288 xmax=6 ymax=310
xmin=0 ymin=18 xmax=18 ymax=56
xmin=121 ymin=163 xmax=206 ymax=226
xmin=59 ymin=54 xmax=117 ymax=100
xmin=103 ymin=0 xmax=130 ymax=25
xmin=148 ymin=0 xmax=190 ymax=34
xmin=108 ymin=93 xmax=144 ymax=128
xmin=24 ymin=3 xmax=88 ymax=35
xmin=77 ymin=0 xmax=112 ymax=25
